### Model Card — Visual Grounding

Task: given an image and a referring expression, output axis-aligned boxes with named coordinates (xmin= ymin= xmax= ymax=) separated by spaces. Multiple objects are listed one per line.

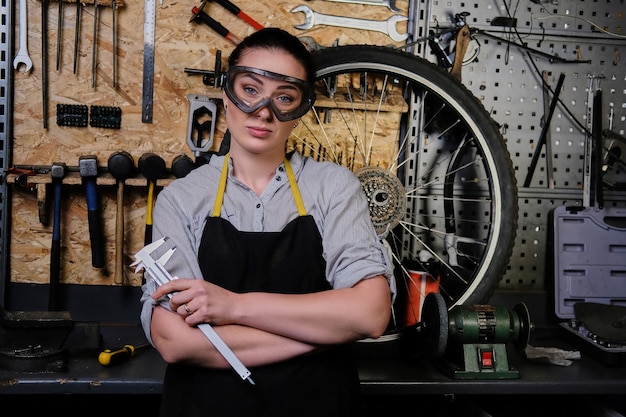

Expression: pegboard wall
xmin=413 ymin=0 xmax=626 ymax=291
xmin=0 ymin=0 xmax=13 ymax=304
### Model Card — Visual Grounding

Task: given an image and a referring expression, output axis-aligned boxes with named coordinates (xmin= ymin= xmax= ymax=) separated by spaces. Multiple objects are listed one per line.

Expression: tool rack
xmin=1 ymin=0 xmax=623 ymax=302
xmin=418 ymin=0 xmax=626 ymax=293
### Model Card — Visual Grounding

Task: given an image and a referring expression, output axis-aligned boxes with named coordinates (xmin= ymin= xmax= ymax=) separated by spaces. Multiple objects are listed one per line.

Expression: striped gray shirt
xmin=140 ymin=152 xmax=395 ymax=341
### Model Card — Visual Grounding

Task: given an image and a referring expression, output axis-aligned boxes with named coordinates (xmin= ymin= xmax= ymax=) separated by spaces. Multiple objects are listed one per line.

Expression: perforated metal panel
xmin=0 ymin=0 xmax=13 ymax=306
xmin=409 ymin=0 xmax=626 ymax=290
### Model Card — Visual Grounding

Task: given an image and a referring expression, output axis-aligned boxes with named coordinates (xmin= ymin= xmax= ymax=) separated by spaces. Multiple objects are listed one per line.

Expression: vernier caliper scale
xmin=132 ymin=237 xmax=254 ymax=385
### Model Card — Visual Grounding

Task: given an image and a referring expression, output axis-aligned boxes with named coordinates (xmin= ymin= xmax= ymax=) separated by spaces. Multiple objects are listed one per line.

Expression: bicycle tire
xmin=295 ymin=45 xmax=517 ymax=325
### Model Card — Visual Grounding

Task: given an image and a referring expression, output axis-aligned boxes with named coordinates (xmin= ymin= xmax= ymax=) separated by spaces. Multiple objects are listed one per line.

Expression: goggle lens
xmin=224 ymin=66 xmax=315 ymax=121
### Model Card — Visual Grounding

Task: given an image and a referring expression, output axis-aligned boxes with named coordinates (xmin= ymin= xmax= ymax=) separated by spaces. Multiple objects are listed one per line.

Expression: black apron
xmin=159 ymin=155 xmax=362 ymax=417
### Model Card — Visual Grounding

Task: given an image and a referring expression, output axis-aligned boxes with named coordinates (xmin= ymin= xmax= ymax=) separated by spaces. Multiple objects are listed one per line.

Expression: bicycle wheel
xmin=289 ymin=45 xmax=517 ymax=329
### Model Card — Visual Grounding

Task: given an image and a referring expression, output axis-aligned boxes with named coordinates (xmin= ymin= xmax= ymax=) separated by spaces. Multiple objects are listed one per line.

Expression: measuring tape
xmin=142 ymin=0 xmax=156 ymax=123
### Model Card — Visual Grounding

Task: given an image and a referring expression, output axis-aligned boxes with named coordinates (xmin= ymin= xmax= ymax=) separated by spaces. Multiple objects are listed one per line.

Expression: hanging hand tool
xmin=541 ymin=71 xmax=555 ymax=189
xmin=42 ymin=0 xmax=50 ymax=128
xmin=190 ymin=4 xmax=241 ymax=45
xmin=73 ymin=0 xmax=81 ymax=74
xmin=207 ymin=0 xmax=263 ymax=30
xmin=585 ymin=76 xmax=605 ymax=209
xmin=450 ymin=24 xmax=471 ymax=82
xmin=582 ymin=76 xmax=605 ymax=208
xmin=171 ymin=154 xmax=195 ymax=178
xmin=13 ymin=0 xmax=33 ymax=73
xmin=49 ymin=162 xmax=67 ymax=311
xmin=186 ymin=94 xmax=218 ymax=159
xmin=309 ymin=0 xmax=402 ymax=12
xmin=56 ymin=0 xmax=63 ymax=71
xmin=523 ymin=72 xmax=565 ymax=188
xmin=98 ymin=343 xmax=151 ymax=366
xmin=592 ymin=88 xmax=604 ymax=209
xmin=112 ymin=0 xmax=117 ymax=87
xmin=91 ymin=0 xmax=100 ymax=88
xmin=291 ymin=5 xmax=408 ymax=42
xmin=107 ymin=151 xmax=136 ymax=285
xmin=79 ymin=155 xmax=106 ymax=269
xmin=142 ymin=0 xmax=156 ymax=123
xmin=184 ymin=49 xmax=224 ymax=88
xmin=138 ymin=153 xmax=166 ymax=245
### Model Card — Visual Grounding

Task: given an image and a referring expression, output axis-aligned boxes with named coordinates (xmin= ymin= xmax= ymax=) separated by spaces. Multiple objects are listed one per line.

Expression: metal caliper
xmin=132 ymin=237 xmax=254 ymax=385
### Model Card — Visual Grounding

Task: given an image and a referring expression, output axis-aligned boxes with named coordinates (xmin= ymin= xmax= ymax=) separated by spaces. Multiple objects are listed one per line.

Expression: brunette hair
xmin=227 ymin=28 xmax=315 ymax=83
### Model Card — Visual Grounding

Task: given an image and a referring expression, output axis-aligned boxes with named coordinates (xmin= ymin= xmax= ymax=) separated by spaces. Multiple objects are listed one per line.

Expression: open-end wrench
xmin=13 ymin=0 xmax=33 ymax=72
xmin=291 ymin=5 xmax=408 ymax=42
xmin=309 ymin=0 xmax=401 ymax=12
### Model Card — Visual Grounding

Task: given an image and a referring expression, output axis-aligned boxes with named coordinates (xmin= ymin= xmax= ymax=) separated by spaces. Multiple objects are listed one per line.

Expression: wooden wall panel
xmin=10 ymin=0 xmax=409 ymax=286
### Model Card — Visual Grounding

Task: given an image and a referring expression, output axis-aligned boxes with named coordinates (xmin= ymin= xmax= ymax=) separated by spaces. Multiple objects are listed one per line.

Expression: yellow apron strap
xmin=212 ymin=154 xmax=307 ymax=217
xmin=212 ymin=153 xmax=230 ymax=217
xmin=284 ymin=158 xmax=307 ymax=216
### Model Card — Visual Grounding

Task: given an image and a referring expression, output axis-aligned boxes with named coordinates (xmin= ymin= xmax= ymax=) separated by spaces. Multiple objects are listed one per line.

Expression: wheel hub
xmin=356 ymin=167 xmax=406 ymax=235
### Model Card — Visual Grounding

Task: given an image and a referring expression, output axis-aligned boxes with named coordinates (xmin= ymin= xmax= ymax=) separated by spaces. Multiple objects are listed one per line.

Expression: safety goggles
xmin=224 ymin=66 xmax=316 ymax=122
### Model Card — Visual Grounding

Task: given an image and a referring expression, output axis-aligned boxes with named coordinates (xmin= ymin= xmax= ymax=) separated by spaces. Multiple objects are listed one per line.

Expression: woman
xmin=140 ymin=27 xmax=394 ymax=417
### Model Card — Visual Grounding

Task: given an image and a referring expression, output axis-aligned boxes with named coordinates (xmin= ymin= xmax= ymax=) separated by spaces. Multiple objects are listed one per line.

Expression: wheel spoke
xmin=292 ymin=45 xmax=518 ymax=332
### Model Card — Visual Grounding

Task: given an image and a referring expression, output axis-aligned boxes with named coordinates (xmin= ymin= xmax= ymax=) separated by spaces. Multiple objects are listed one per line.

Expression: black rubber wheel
xmin=296 ymin=45 xmax=517 ymax=330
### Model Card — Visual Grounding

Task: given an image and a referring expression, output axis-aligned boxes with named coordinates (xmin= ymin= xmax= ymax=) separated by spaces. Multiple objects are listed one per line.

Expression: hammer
xmin=107 ymin=151 xmax=135 ymax=285
xmin=171 ymin=154 xmax=195 ymax=178
xmin=49 ymin=162 xmax=66 ymax=311
xmin=138 ymin=153 xmax=166 ymax=245
xmin=79 ymin=155 xmax=105 ymax=269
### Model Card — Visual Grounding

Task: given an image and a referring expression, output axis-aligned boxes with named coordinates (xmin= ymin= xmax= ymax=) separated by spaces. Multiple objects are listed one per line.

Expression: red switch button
xmin=480 ymin=349 xmax=494 ymax=368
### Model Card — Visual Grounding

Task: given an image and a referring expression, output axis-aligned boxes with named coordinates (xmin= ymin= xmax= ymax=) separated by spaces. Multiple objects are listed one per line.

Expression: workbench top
xmin=1 ymin=324 xmax=625 ymax=397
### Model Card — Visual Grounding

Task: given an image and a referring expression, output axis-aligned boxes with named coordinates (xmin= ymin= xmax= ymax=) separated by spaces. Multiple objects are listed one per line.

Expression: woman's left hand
xmin=152 ymin=278 xmax=237 ymax=326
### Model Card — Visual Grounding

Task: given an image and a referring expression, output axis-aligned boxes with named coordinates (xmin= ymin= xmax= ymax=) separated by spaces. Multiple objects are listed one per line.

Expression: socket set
xmin=559 ymin=320 xmax=626 ymax=366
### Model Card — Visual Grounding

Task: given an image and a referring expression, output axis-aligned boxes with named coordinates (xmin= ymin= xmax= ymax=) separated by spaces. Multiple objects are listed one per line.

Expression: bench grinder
xmin=420 ymin=293 xmax=532 ymax=379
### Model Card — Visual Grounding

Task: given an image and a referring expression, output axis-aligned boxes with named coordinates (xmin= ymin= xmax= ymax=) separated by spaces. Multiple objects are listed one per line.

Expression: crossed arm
xmin=149 ymin=275 xmax=391 ymax=369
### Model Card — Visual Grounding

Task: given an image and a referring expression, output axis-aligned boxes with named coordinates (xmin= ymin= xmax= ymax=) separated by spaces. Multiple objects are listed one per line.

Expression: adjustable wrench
xmin=291 ymin=5 xmax=408 ymax=42
xmin=13 ymin=0 xmax=33 ymax=72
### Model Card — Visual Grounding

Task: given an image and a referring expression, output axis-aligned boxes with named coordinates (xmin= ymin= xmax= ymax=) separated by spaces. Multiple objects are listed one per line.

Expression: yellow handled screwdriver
xmin=98 ymin=344 xmax=151 ymax=366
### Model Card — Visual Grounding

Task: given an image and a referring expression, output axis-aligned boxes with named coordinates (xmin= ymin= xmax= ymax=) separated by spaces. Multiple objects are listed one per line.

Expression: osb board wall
xmin=10 ymin=0 xmax=409 ymax=286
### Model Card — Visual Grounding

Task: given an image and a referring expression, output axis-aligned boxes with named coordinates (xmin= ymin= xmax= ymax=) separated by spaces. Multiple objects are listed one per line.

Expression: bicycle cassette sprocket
xmin=356 ymin=167 xmax=406 ymax=235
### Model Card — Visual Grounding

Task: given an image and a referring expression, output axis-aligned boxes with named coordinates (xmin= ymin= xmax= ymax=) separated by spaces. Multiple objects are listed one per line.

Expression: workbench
xmin=0 ymin=325 xmax=624 ymax=393
xmin=1 ymin=287 xmax=625 ymax=416
xmin=1 ymin=323 xmax=625 ymax=416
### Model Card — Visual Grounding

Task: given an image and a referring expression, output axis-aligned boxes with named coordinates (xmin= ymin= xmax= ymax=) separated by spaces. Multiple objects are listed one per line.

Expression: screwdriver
xmin=98 ymin=343 xmax=151 ymax=366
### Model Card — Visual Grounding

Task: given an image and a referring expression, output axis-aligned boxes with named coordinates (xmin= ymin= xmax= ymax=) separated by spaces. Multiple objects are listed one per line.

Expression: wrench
xmin=291 ymin=5 xmax=408 ymax=42
xmin=13 ymin=0 xmax=33 ymax=72
xmin=310 ymin=0 xmax=402 ymax=12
